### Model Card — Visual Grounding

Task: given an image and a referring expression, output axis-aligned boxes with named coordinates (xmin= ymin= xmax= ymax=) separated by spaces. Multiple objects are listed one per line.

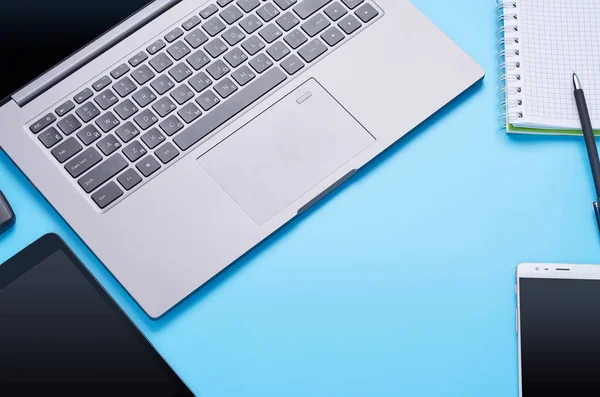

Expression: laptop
xmin=0 ymin=0 xmax=483 ymax=318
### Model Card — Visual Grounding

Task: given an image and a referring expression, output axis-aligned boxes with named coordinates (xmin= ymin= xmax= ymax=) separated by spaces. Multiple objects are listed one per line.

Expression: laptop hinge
xmin=12 ymin=0 xmax=180 ymax=107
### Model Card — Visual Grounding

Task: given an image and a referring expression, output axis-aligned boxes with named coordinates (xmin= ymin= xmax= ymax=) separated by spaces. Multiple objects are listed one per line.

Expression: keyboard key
xmin=146 ymin=40 xmax=166 ymax=55
xmin=239 ymin=15 xmax=263 ymax=34
xmin=224 ymin=48 xmax=248 ymax=68
xmin=203 ymin=17 xmax=226 ymax=37
xmin=169 ymin=63 xmax=193 ymax=83
xmin=257 ymin=3 xmax=280 ymax=22
xmin=132 ymin=87 xmax=157 ymax=107
xmin=65 ymin=147 xmax=103 ymax=178
xmin=92 ymin=182 xmax=123 ymax=209
xmin=97 ymin=134 xmax=122 ymax=155
xmin=122 ymin=141 xmax=148 ymax=162
xmin=187 ymin=49 xmax=211 ymax=70
xmin=96 ymin=112 xmax=120 ymax=132
xmin=92 ymin=76 xmax=112 ymax=92
xmin=76 ymin=102 xmax=101 ymax=123
xmin=276 ymin=12 xmax=300 ymax=31
xmin=151 ymin=75 xmax=175 ymax=95
xmin=167 ymin=41 xmax=191 ymax=61
xmin=77 ymin=125 xmax=102 ymax=146
xmin=176 ymin=67 xmax=287 ymax=151
xmin=274 ymin=0 xmax=297 ymax=10
xmin=196 ymin=90 xmax=220 ymax=111
xmin=74 ymin=88 xmax=93 ymax=104
xmin=117 ymin=169 xmax=142 ymax=191
xmin=259 ymin=24 xmax=283 ymax=43
xmin=324 ymin=1 xmax=347 ymax=21
xmin=267 ymin=41 xmax=291 ymax=61
xmin=155 ymin=142 xmax=180 ymax=164
xmin=188 ymin=72 xmax=213 ymax=93
xmin=183 ymin=15 xmax=202 ymax=30
xmin=280 ymin=53 xmax=305 ymax=75
xmin=114 ymin=99 xmax=139 ymax=120
xmin=298 ymin=38 xmax=327 ymax=62
xmin=301 ymin=13 xmax=330 ymax=37
xmin=131 ymin=65 xmax=155 ymax=85
xmin=355 ymin=3 xmax=378 ymax=23
xmin=141 ymin=128 xmax=166 ymax=149
xmin=249 ymin=53 xmax=274 ymax=74
xmin=341 ymin=0 xmax=363 ymax=9
xmin=38 ymin=127 xmax=63 ymax=148
xmin=94 ymin=89 xmax=119 ymax=110
xmin=178 ymin=103 xmax=202 ymax=123
xmin=170 ymin=84 xmax=195 ymax=105
xmin=214 ymin=78 xmax=238 ymax=98
xmin=57 ymin=114 xmax=82 ymax=135
xmin=206 ymin=60 xmax=230 ymax=80
xmin=112 ymin=77 xmax=137 ymax=97
xmin=128 ymin=52 xmax=148 ymax=67
xmin=149 ymin=53 xmax=173 ymax=73
xmin=294 ymin=0 xmax=332 ymax=19
xmin=78 ymin=154 xmax=128 ymax=193
xmin=321 ymin=26 xmax=345 ymax=46
xmin=55 ymin=100 xmax=75 ymax=117
xmin=52 ymin=137 xmax=83 ymax=163
xmin=116 ymin=121 xmax=142 ymax=142
xmin=222 ymin=26 xmax=246 ymax=46
xmin=231 ymin=65 xmax=256 ymax=86
xmin=284 ymin=29 xmax=308 ymax=49
xmin=242 ymin=36 xmax=266 ymax=55
xmin=220 ymin=5 xmax=243 ymax=24
xmin=133 ymin=109 xmax=159 ymax=131
xmin=217 ymin=0 xmax=234 ymax=7
xmin=237 ymin=0 xmax=260 ymax=13
xmin=111 ymin=64 xmax=131 ymax=80
xmin=165 ymin=27 xmax=184 ymax=43
xmin=159 ymin=115 xmax=185 ymax=136
xmin=200 ymin=4 xmax=219 ymax=18
xmin=152 ymin=97 xmax=177 ymax=117
xmin=136 ymin=155 xmax=161 ymax=177
xmin=30 ymin=113 xmax=56 ymax=134
xmin=205 ymin=38 xmax=229 ymax=58
xmin=338 ymin=14 xmax=361 ymax=34
xmin=185 ymin=29 xmax=209 ymax=49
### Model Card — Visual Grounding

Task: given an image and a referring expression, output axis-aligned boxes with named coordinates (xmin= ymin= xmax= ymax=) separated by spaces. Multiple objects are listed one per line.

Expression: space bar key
xmin=174 ymin=67 xmax=288 ymax=151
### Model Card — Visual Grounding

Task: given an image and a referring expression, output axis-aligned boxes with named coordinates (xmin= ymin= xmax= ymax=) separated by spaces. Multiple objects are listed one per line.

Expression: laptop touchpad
xmin=198 ymin=78 xmax=375 ymax=225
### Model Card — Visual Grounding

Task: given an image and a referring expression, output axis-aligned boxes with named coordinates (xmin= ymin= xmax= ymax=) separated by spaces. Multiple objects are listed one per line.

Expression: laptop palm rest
xmin=198 ymin=78 xmax=375 ymax=225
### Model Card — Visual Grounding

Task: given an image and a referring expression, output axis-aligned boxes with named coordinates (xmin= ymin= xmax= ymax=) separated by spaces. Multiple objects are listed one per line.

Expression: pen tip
xmin=573 ymin=73 xmax=582 ymax=90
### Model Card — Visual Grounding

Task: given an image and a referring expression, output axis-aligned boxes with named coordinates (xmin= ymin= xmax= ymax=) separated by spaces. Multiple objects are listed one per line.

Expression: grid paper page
xmin=520 ymin=0 xmax=600 ymax=129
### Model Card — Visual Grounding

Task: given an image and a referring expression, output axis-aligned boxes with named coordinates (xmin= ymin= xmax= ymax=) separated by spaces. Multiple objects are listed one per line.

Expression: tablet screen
xmin=0 ymin=235 xmax=192 ymax=396
xmin=520 ymin=277 xmax=600 ymax=396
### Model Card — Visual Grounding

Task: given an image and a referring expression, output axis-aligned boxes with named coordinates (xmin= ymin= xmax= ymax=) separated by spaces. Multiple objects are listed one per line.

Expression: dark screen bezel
xmin=0 ymin=233 xmax=193 ymax=396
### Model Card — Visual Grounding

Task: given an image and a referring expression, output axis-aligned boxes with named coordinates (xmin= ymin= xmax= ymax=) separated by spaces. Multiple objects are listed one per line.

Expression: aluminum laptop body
xmin=0 ymin=0 xmax=484 ymax=318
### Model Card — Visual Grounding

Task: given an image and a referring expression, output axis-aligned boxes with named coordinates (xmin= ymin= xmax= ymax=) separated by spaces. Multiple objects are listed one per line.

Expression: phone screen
xmin=519 ymin=277 xmax=600 ymax=396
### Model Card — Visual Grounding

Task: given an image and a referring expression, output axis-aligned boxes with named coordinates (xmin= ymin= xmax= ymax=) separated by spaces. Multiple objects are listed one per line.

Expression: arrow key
xmin=321 ymin=26 xmax=344 ymax=46
xmin=355 ymin=3 xmax=378 ymax=23
xmin=324 ymin=1 xmax=347 ymax=21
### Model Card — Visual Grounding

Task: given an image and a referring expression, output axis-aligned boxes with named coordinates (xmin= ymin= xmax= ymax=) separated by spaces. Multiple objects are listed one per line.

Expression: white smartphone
xmin=517 ymin=263 xmax=600 ymax=396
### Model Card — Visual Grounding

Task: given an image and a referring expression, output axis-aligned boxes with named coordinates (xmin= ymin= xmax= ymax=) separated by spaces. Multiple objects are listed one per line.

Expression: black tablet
xmin=0 ymin=234 xmax=193 ymax=396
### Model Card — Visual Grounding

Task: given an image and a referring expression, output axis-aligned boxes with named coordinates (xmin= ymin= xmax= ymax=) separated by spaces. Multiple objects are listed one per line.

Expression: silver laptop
xmin=0 ymin=0 xmax=483 ymax=318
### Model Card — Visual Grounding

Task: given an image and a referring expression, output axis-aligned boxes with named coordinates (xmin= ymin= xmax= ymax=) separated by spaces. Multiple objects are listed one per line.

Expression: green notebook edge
xmin=508 ymin=124 xmax=600 ymax=136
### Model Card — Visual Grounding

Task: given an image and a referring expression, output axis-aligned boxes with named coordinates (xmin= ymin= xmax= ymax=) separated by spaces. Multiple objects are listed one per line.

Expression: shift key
xmin=65 ymin=147 xmax=103 ymax=178
xmin=293 ymin=0 xmax=332 ymax=19
xmin=78 ymin=154 xmax=128 ymax=193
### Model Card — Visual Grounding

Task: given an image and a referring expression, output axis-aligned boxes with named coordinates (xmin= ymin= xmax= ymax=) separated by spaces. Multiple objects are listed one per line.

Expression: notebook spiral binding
xmin=497 ymin=0 xmax=523 ymax=129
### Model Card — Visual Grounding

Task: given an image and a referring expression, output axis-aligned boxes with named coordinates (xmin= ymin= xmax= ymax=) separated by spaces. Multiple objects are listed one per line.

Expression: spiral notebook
xmin=498 ymin=0 xmax=600 ymax=135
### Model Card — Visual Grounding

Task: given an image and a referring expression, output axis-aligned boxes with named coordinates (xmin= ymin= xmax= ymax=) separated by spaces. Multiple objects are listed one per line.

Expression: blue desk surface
xmin=2 ymin=1 xmax=600 ymax=395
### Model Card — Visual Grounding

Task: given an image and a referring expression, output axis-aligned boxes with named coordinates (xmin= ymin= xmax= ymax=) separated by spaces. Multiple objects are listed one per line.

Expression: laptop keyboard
xmin=28 ymin=0 xmax=381 ymax=210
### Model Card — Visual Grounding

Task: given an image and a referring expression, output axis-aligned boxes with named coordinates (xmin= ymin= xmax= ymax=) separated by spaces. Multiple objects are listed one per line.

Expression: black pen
xmin=573 ymin=73 xmax=600 ymax=233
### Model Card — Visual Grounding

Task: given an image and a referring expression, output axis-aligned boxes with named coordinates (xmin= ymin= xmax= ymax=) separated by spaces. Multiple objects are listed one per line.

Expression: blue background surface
xmin=2 ymin=1 xmax=600 ymax=396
